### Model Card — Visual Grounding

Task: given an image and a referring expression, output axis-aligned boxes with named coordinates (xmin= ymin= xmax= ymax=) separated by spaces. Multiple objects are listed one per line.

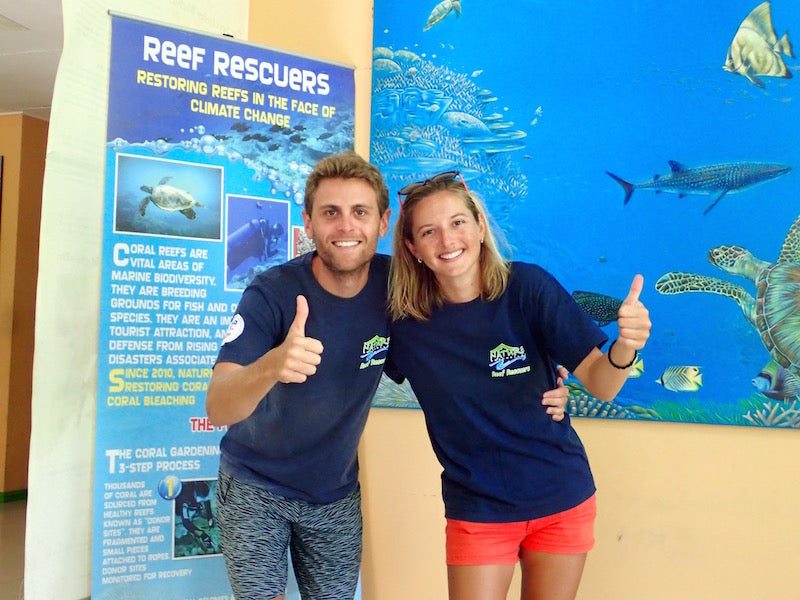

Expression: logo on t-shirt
xmin=221 ymin=314 xmax=245 ymax=346
xmin=360 ymin=335 xmax=390 ymax=369
xmin=489 ymin=343 xmax=530 ymax=378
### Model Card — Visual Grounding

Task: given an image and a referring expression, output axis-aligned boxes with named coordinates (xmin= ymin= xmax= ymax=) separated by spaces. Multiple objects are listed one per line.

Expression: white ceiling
xmin=0 ymin=0 xmax=63 ymax=121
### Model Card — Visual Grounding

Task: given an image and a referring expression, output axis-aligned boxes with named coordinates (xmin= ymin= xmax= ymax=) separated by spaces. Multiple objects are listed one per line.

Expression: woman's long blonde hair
xmin=388 ymin=178 xmax=510 ymax=321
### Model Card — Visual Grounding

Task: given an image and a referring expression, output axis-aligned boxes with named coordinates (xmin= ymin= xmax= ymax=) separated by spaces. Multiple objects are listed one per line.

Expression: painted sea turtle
xmin=423 ymin=0 xmax=461 ymax=31
xmin=139 ymin=176 xmax=204 ymax=220
xmin=655 ymin=211 xmax=800 ymax=378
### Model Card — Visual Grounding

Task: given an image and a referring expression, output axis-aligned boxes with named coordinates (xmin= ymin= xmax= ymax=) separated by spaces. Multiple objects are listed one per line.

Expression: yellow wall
xmin=252 ymin=2 xmax=800 ymax=598
xmin=0 ymin=113 xmax=48 ymax=494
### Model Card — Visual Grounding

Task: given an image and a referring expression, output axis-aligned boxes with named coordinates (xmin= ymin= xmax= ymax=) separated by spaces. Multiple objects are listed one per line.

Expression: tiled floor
xmin=0 ymin=500 xmax=25 ymax=600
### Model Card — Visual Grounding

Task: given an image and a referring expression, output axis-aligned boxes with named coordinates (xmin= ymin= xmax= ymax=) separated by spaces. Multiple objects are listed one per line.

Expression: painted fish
xmin=572 ymin=290 xmax=623 ymax=327
xmin=724 ymin=1 xmax=794 ymax=88
xmin=606 ymin=160 xmax=791 ymax=215
xmin=752 ymin=359 xmax=800 ymax=401
xmin=440 ymin=111 xmax=492 ymax=138
xmin=656 ymin=366 xmax=703 ymax=392
xmin=423 ymin=0 xmax=461 ymax=31
xmin=627 ymin=355 xmax=644 ymax=379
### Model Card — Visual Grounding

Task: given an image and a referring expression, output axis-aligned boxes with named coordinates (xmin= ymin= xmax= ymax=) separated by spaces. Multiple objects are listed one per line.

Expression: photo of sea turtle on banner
xmin=113 ymin=154 xmax=223 ymax=240
xmin=139 ymin=176 xmax=205 ymax=220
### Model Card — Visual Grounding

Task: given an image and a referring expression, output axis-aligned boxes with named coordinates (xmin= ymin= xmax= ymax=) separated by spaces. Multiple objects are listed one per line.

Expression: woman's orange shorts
xmin=445 ymin=495 xmax=596 ymax=565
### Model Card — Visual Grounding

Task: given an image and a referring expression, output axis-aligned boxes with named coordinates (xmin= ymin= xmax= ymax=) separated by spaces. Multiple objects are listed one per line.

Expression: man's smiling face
xmin=302 ymin=177 xmax=389 ymax=296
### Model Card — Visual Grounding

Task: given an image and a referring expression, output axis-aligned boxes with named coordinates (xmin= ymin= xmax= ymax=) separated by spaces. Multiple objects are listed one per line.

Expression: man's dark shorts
xmin=215 ymin=470 xmax=362 ymax=600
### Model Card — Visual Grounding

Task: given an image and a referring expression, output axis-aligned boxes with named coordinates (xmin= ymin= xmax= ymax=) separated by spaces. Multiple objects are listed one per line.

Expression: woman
xmin=386 ymin=172 xmax=651 ymax=600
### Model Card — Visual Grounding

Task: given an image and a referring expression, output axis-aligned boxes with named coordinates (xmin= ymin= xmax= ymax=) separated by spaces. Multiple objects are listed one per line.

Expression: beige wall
xmin=256 ymin=2 xmax=800 ymax=598
xmin=0 ymin=113 xmax=47 ymax=495
xmin=361 ymin=410 xmax=800 ymax=599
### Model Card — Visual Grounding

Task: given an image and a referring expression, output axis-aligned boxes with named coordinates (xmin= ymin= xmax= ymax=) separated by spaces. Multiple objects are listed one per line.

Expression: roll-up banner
xmin=93 ymin=14 xmax=355 ymax=598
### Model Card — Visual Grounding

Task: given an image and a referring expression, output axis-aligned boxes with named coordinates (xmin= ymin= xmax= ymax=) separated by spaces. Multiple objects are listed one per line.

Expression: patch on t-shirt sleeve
xmin=221 ymin=314 xmax=245 ymax=346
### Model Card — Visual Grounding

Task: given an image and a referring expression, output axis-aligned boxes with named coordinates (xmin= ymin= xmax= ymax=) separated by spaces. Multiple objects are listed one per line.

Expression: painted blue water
xmin=371 ymin=0 xmax=800 ymax=425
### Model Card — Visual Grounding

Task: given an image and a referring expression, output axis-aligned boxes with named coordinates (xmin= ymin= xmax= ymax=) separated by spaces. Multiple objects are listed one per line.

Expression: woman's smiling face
xmin=405 ymin=189 xmax=485 ymax=300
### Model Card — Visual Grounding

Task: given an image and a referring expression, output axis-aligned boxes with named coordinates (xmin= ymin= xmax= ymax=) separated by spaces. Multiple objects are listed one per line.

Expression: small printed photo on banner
xmin=293 ymin=225 xmax=316 ymax=258
xmin=173 ymin=478 xmax=220 ymax=559
xmin=225 ymin=194 xmax=290 ymax=290
xmin=114 ymin=154 xmax=223 ymax=240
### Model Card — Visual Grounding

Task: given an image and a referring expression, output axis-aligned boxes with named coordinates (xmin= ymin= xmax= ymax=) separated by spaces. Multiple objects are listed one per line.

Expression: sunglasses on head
xmin=397 ymin=170 xmax=468 ymax=209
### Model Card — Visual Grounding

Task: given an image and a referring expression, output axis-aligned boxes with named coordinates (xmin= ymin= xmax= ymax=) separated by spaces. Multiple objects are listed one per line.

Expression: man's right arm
xmin=205 ymin=295 xmax=324 ymax=426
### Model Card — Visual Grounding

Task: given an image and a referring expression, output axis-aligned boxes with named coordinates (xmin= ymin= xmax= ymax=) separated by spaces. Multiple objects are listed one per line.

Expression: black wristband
xmin=607 ymin=340 xmax=637 ymax=369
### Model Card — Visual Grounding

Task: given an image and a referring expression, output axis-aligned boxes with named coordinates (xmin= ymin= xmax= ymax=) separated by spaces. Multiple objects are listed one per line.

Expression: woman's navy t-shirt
xmin=387 ymin=262 xmax=607 ymax=522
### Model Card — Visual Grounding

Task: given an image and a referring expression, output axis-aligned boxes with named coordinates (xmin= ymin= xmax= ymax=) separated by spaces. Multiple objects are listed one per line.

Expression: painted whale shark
xmin=606 ymin=160 xmax=791 ymax=214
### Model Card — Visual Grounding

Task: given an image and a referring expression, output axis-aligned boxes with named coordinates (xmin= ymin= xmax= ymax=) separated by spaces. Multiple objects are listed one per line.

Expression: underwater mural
xmin=369 ymin=0 xmax=800 ymax=429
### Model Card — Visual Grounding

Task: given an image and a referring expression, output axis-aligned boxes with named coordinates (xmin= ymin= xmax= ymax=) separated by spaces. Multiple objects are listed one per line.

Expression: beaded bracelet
xmin=607 ymin=340 xmax=637 ymax=369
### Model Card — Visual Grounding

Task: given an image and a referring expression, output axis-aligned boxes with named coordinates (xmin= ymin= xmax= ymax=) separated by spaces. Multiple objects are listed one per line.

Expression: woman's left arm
xmin=542 ymin=365 xmax=570 ymax=422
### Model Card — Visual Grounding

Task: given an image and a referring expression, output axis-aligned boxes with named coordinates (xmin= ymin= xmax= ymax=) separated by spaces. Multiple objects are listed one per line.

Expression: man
xmin=206 ymin=151 xmax=391 ymax=600
xmin=206 ymin=151 xmax=568 ymax=599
